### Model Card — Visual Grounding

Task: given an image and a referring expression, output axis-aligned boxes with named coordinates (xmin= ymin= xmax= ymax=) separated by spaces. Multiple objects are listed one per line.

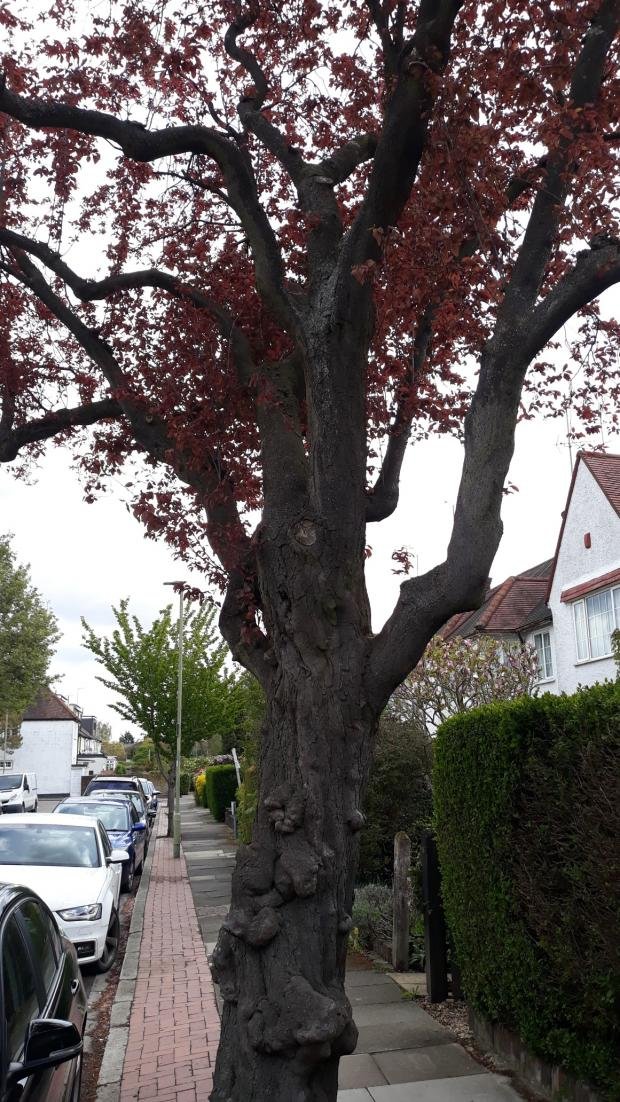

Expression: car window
xmin=130 ymin=805 xmax=140 ymax=825
xmin=0 ymin=824 xmax=100 ymax=868
xmin=2 ymin=914 xmax=39 ymax=1060
xmin=57 ymin=802 xmax=129 ymax=831
xmin=19 ymin=901 xmax=58 ymax=994
xmin=87 ymin=780 xmax=136 ymax=793
xmin=98 ymin=825 xmax=112 ymax=859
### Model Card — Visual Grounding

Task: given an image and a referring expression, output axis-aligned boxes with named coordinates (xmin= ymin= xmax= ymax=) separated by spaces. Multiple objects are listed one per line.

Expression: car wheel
xmin=95 ymin=909 xmax=120 ymax=973
xmin=123 ymin=858 xmax=135 ymax=893
xmin=20 ymin=803 xmax=25 ymax=813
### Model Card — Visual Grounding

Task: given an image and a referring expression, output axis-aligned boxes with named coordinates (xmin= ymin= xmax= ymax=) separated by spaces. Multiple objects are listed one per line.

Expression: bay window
xmin=572 ymin=586 xmax=620 ymax=661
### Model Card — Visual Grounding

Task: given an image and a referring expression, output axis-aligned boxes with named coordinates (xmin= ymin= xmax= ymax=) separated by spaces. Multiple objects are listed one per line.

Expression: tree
xmin=119 ymin=731 xmax=135 ymax=746
xmin=82 ymin=598 xmax=241 ymax=833
xmin=102 ymin=738 xmax=127 ymax=763
xmin=390 ymin=634 xmax=539 ymax=735
xmin=0 ymin=4 xmax=619 ymax=1098
xmin=0 ymin=534 xmax=59 ymax=743
xmin=131 ymin=737 xmax=154 ymax=767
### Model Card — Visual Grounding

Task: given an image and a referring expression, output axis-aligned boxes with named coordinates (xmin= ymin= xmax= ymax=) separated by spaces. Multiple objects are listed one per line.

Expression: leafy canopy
xmin=0 ymin=533 xmax=59 ymax=727
xmin=0 ymin=1 xmax=618 ymax=586
xmin=81 ymin=598 xmax=241 ymax=767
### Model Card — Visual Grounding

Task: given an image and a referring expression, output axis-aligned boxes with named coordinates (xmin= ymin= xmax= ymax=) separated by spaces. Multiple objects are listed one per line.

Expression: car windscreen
xmin=0 ymin=824 xmax=100 ymax=868
xmin=58 ymin=803 xmax=129 ymax=831
xmin=98 ymin=792 xmax=144 ymax=817
xmin=0 ymin=775 xmax=22 ymax=791
xmin=87 ymin=780 xmax=136 ymax=792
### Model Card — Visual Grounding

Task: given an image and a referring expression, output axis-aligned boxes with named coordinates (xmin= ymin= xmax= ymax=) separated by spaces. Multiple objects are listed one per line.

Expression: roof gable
xmin=22 ymin=688 xmax=80 ymax=723
xmin=545 ymin=451 xmax=620 ymax=602
xmin=442 ymin=560 xmax=553 ymax=639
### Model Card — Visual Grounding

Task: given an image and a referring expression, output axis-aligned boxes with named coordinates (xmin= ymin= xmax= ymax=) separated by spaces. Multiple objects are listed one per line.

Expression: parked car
xmin=0 ymin=814 xmax=127 ymax=972
xmin=93 ymin=790 xmax=151 ymax=840
xmin=0 ymin=773 xmax=38 ymax=814
xmin=54 ymin=798 xmax=147 ymax=893
xmin=138 ymin=778 xmax=159 ymax=820
xmin=0 ymin=882 xmax=87 ymax=1102
xmin=84 ymin=776 xmax=148 ymax=802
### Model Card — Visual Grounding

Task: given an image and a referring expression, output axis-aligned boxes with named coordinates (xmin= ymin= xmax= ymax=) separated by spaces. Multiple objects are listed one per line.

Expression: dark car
xmin=84 ymin=777 xmax=147 ymax=802
xmin=0 ymin=883 xmax=87 ymax=1102
xmin=53 ymin=799 xmax=147 ymax=894
xmin=92 ymin=792 xmax=151 ymax=842
xmin=137 ymin=780 xmax=159 ymax=820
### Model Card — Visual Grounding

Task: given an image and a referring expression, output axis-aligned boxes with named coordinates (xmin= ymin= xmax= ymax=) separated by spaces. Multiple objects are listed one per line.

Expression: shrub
xmin=204 ymin=763 xmax=238 ymax=821
xmin=236 ymin=736 xmax=259 ymax=844
xmin=179 ymin=771 xmax=191 ymax=796
xmin=194 ymin=771 xmax=206 ymax=806
xmin=434 ymin=681 xmax=620 ymax=1097
xmin=358 ymin=718 xmax=433 ymax=885
xmin=351 ymin=882 xmax=425 ymax=969
xmin=114 ymin=761 xmax=126 ymax=775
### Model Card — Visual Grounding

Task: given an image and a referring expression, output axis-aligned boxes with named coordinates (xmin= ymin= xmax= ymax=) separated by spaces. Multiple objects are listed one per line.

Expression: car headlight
xmin=57 ymin=904 xmax=102 ymax=921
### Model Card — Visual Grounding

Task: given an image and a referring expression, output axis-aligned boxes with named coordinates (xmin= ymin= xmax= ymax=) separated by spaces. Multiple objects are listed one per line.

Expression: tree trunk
xmin=211 ymin=646 xmax=375 ymax=1101
xmin=166 ymin=764 xmax=175 ymax=838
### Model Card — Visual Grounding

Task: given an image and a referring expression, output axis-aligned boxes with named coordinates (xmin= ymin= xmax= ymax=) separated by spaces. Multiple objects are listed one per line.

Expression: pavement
xmin=179 ymin=796 xmax=523 ymax=1101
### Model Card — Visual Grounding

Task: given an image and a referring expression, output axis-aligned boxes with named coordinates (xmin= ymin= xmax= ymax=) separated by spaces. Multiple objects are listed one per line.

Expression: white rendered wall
xmin=548 ymin=463 xmax=620 ymax=695
xmin=12 ymin=721 xmax=76 ymax=795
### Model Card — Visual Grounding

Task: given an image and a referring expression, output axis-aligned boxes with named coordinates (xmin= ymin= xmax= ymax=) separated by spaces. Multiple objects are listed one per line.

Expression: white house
xmin=10 ymin=689 xmax=107 ymax=796
xmin=442 ymin=451 xmax=620 ymax=694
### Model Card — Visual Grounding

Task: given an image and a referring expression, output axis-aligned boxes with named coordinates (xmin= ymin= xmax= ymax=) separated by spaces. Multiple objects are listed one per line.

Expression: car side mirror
xmin=153 ymin=790 xmax=161 ymax=796
xmin=133 ymin=821 xmax=146 ymax=832
xmin=107 ymin=848 xmax=130 ymax=863
xmin=8 ymin=1019 xmax=82 ymax=1084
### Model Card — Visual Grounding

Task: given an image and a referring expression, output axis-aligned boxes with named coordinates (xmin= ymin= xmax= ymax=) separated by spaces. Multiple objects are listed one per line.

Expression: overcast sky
xmin=2 ymin=411 xmax=617 ymax=739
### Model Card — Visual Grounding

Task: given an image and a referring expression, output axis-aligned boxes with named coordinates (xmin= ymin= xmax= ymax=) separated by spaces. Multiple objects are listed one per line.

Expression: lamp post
xmin=164 ymin=581 xmax=186 ymax=859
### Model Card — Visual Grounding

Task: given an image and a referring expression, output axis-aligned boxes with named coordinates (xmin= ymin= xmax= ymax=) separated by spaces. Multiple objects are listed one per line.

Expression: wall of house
xmin=11 ymin=721 xmax=77 ymax=795
xmin=548 ymin=463 xmax=620 ymax=695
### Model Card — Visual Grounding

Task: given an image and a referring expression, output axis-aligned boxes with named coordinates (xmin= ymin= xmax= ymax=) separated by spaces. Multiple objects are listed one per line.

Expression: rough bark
xmin=211 ymin=509 xmax=376 ymax=1101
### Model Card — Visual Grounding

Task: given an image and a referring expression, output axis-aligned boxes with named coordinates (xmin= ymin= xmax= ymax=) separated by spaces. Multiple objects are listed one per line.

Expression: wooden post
xmin=392 ymin=831 xmax=411 ymax=972
xmin=421 ymin=831 xmax=449 ymax=1002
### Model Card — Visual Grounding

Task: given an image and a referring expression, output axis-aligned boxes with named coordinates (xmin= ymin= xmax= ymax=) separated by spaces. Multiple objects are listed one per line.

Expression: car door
xmin=128 ymin=805 xmax=145 ymax=867
xmin=98 ymin=825 xmax=121 ymax=908
xmin=0 ymin=900 xmax=77 ymax=1102
xmin=18 ymin=900 xmax=83 ymax=1102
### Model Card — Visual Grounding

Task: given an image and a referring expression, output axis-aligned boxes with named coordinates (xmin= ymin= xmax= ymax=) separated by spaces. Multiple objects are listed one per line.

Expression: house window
xmin=572 ymin=586 xmax=620 ymax=661
xmin=533 ymin=631 xmax=554 ymax=680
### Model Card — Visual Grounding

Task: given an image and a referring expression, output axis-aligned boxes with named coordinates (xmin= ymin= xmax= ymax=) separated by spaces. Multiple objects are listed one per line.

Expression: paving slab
xmin=339 ymin=1054 xmax=388 ymax=1089
xmin=338 ymin=1090 xmax=374 ymax=1100
xmin=348 ymin=983 xmax=405 ymax=1005
xmin=374 ymin=1043 xmax=482 ymax=1084
xmin=367 ymin=1072 xmax=521 ymax=1100
xmin=346 ymin=971 xmax=397 ymax=988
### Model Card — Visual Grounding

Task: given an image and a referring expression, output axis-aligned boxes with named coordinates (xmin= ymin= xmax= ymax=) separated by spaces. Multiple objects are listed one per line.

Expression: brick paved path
xmin=120 ymin=834 xmax=221 ymax=1101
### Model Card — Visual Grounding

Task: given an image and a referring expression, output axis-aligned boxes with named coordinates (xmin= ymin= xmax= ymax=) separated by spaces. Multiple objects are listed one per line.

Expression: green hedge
xmin=358 ymin=718 xmax=433 ymax=885
xmin=204 ymin=763 xmax=238 ymax=821
xmin=434 ymin=681 xmax=620 ymax=1097
xmin=179 ymin=771 xmax=191 ymax=796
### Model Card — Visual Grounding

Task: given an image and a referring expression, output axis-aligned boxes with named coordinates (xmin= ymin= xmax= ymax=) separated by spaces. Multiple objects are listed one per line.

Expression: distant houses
xmin=442 ymin=451 xmax=620 ymax=694
xmin=9 ymin=688 xmax=107 ymax=796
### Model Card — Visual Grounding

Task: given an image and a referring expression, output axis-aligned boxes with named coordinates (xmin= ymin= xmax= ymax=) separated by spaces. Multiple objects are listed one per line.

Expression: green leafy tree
xmin=132 ymin=738 xmax=155 ymax=767
xmin=102 ymin=739 xmax=127 ymax=763
xmin=0 ymin=534 xmax=59 ymax=745
xmin=82 ymin=599 xmax=241 ymax=834
xmin=222 ymin=669 xmax=266 ymax=754
xmin=119 ymin=730 xmax=135 ymax=746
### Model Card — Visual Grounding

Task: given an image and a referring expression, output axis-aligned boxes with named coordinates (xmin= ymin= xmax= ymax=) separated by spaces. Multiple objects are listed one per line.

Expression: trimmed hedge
xmin=434 ymin=681 xmax=620 ymax=1097
xmin=204 ymin=763 xmax=237 ymax=821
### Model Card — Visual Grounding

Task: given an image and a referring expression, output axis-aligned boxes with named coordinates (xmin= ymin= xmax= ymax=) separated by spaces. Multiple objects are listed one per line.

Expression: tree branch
xmin=0 ymin=229 xmax=256 ymax=384
xmin=366 ymin=0 xmax=620 ymax=707
xmin=366 ymin=305 xmax=433 ymax=522
xmin=0 ymin=78 xmax=299 ymax=333
xmin=523 ymin=240 xmax=620 ymax=363
xmin=0 ymin=398 xmax=122 ymax=461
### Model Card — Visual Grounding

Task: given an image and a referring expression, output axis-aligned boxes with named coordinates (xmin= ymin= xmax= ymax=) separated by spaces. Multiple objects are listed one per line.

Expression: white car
xmin=0 ymin=772 xmax=38 ymax=813
xmin=0 ymin=813 xmax=128 ymax=971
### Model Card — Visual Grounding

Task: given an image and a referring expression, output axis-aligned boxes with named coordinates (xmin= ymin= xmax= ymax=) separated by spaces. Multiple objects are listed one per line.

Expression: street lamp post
xmin=165 ymin=581 xmax=185 ymax=859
